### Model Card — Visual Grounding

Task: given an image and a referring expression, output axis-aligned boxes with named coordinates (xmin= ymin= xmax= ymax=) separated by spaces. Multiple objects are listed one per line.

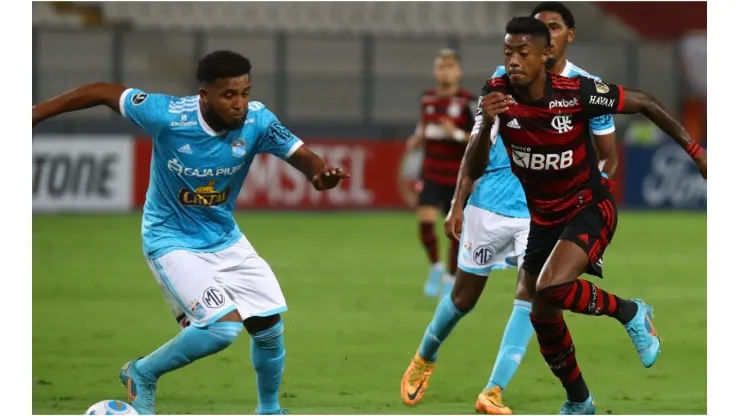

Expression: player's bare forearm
xmin=464 ymin=121 xmax=492 ymax=181
xmin=594 ymin=132 xmax=618 ymax=178
xmin=620 ymin=88 xmax=698 ymax=154
xmin=287 ymin=145 xmax=326 ymax=183
xmin=32 ymin=82 xmax=127 ymax=126
xmin=451 ymin=173 xmax=475 ymax=211
xmin=286 ymin=145 xmax=349 ymax=190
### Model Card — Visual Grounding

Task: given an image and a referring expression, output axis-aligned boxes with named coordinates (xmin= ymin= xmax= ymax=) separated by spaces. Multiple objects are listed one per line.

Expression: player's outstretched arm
xmin=620 ymin=87 xmax=706 ymax=178
xmin=32 ymin=82 xmax=127 ymax=126
xmin=286 ymin=146 xmax=350 ymax=191
xmin=579 ymin=77 xmax=706 ymax=178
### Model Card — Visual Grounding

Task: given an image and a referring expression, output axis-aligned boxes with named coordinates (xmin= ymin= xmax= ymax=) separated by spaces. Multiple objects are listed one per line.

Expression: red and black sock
xmin=419 ymin=222 xmax=439 ymax=264
xmin=448 ymin=239 xmax=460 ymax=275
xmin=538 ymin=280 xmax=638 ymax=325
xmin=530 ymin=314 xmax=590 ymax=403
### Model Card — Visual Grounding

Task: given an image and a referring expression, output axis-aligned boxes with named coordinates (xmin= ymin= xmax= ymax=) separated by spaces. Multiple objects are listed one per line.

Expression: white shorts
xmin=146 ymin=236 xmax=287 ymax=328
xmin=458 ymin=205 xmax=530 ymax=276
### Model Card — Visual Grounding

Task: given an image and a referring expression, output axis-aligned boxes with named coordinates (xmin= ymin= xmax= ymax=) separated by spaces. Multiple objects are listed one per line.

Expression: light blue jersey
xmin=119 ymin=88 xmax=303 ymax=259
xmin=468 ymin=61 xmax=616 ymax=218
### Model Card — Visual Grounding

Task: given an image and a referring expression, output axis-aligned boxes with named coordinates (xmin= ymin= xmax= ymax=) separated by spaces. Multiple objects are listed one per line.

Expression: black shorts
xmin=522 ymin=197 xmax=618 ymax=279
xmin=417 ymin=179 xmax=456 ymax=213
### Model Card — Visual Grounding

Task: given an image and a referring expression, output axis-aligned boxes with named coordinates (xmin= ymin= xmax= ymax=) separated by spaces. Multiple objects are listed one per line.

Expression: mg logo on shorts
xmin=473 ymin=245 xmax=494 ymax=265
xmin=202 ymin=287 xmax=225 ymax=308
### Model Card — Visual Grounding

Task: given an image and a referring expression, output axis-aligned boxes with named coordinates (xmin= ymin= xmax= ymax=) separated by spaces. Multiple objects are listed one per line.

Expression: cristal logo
xmin=549 ymin=98 xmax=578 ymax=110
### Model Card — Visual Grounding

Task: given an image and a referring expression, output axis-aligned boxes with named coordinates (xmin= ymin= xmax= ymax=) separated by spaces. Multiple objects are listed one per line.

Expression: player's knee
xmin=217 ymin=308 xmax=244 ymax=324
xmin=515 ymin=266 xmax=532 ymax=302
xmin=202 ymin=320 xmax=244 ymax=349
xmin=450 ymin=291 xmax=477 ymax=313
xmin=534 ymin=280 xmax=571 ymax=309
xmin=244 ymin=313 xmax=282 ymax=335
xmin=515 ymin=281 xmax=531 ymax=303
xmin=450 ymin=275 xmax=484 ymax=312
xmin=249 ymin=316 xmax=284 ymax=351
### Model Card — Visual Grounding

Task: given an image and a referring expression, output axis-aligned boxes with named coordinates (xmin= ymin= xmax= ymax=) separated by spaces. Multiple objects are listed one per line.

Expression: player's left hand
xmin=694 ymin=151 xmax=707 ymax=179
xmin=444 ymin=204 xmax=464 ymax=241
xmin=312 ymin=167 xmax=350 ymax=190
xmin=439 ymin=117 xmax=458 ymax=135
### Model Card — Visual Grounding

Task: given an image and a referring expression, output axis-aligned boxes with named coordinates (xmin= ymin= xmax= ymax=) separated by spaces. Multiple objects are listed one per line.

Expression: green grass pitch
xmin=32 ymin=211 xmax=706 ymax=414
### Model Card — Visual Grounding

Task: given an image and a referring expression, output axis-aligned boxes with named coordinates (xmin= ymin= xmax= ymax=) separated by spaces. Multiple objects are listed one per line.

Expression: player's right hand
xmin=480 ymin=92 xmax=513 ymax=123
xmin=444 ymin=204 xmax=464 ymax=241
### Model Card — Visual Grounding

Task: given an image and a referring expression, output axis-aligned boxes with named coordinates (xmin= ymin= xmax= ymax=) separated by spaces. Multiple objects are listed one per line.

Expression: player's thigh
xmin=208 ymin=237 xmax=288 ymax=320
xmin=416 ymin=180 xmax=444 ymax=216
xmin=439 ymin=184 xmax=456 ymax=214
xmin=521 ymin=221 xmax=562 ymax=279
xmin=147 ymin=251 xmax=238 ymax=328
xmin=560 ymin=197 xmax=619 ymax=278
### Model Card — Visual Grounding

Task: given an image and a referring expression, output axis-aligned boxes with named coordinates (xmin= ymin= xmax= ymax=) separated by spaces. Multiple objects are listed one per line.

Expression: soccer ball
xmin=84 ymin=400 xmax=139 ymax=415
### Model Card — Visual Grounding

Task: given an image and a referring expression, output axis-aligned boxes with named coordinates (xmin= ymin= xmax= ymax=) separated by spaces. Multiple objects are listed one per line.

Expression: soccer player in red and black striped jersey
xmin=469 ymin=17 xmax=706 ymax=414
xmin=403 ymin=48 xmax=478 ymax=298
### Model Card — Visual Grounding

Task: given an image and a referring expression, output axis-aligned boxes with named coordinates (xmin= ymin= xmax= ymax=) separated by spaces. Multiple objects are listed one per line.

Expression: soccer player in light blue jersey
xmin=32 ymin=50 xmax=349 ymax=415
xmin=401 ymin=3 xmax=619 ymax=414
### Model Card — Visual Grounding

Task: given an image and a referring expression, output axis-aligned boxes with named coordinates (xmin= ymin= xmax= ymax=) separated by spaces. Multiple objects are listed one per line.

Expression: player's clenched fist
xmin=312 ymin=167 xmax=350 ymax=190
xmin=480 ymin=92 xmax=514 ymax=123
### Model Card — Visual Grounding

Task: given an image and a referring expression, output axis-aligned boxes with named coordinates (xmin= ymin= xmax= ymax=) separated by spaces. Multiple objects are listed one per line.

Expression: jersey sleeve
xmin=471 ymin=91 xmax=486 ymax=136
xmin=577 ymin=75 xmax=625 ymax=118
xmin=255 ymin=105 xmax=304 ymax=160
xmin=588 ymin=114 xmax=615 ymax=136
xmin=491 ymin=65 xmax=507 ymax=78
xmin=119 ymin=88 xmax=172 ymax=136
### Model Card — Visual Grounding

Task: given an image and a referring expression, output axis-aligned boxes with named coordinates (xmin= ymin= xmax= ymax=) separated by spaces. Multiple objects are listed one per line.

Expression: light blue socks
xmin=485 ymin=300 xmax=534 ymax=390
xmin=418 ymin=294 xmax=468 ymax=361
xmin=136 ymin=321 xmax=243 ymax=381
xmin=251 ymin=319 xmax=286 ymax=414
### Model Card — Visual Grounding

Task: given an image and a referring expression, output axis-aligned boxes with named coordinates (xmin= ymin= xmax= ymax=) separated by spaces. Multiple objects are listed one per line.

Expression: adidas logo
xmin=506 ymin=119 xmax=521 ymax=129
xmin=177 ymin=144 xmax=193 ymax=154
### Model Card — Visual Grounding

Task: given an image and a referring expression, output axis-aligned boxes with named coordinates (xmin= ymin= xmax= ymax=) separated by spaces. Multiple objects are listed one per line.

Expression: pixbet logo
xmin=549 ymin=98 xmax=578 ymax=110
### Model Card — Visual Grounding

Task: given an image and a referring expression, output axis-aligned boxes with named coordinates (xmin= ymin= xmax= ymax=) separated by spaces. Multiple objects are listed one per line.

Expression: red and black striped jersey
xmin=419 ymin=88 xmax=478 ymax=186
xmin=480 ymin=73 xmax=624 ymax=226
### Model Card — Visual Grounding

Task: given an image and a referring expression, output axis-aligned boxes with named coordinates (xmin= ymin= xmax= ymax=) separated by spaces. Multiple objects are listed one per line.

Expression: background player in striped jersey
xmin=32 ymin=51 xmax=349 ymax=415
xmin=403 ymin=49 xmax=479 ymax=298
xmin=400 ymin=3 xmax=619 ymax=414
xmin=474 ymin=17 xmax=706 ymax=414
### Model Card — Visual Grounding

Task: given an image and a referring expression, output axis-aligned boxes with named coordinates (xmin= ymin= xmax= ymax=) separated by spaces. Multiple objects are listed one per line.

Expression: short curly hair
xmin=196 ymin=50 xmax=252 ymax=85
xmin=530 ymin=2 xmax=576 ymax=29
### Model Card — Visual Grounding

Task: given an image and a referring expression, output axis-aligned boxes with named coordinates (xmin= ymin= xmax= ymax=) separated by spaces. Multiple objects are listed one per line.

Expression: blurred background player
xmin=400 ymin=3 xmax=620 ymax=413
xmin=32 ymin=50 xmax=348 ymax=415
xmin=477 ymin=17 xmax=706 ymax=414
xmin=403 ymin=48 xmax=478 ymax=298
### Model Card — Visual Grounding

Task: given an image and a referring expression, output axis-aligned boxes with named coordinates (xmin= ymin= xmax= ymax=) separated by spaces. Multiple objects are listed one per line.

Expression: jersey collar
xmin=559 ymin=60 xmax=573 ymax=77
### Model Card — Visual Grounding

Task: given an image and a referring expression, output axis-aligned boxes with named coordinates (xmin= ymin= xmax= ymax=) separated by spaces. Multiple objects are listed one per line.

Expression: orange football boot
xmin=475 ymin=386 xmax=513 ymax=415
xmin=400 ymin=352 xmax=435 ymax=405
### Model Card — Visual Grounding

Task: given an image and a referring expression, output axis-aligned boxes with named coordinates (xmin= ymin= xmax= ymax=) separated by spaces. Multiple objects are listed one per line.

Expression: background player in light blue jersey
xmin=32 ymin=50 xmax=349 ymax=415
xmin=401 ymin=3 xmax=619 ymax=414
